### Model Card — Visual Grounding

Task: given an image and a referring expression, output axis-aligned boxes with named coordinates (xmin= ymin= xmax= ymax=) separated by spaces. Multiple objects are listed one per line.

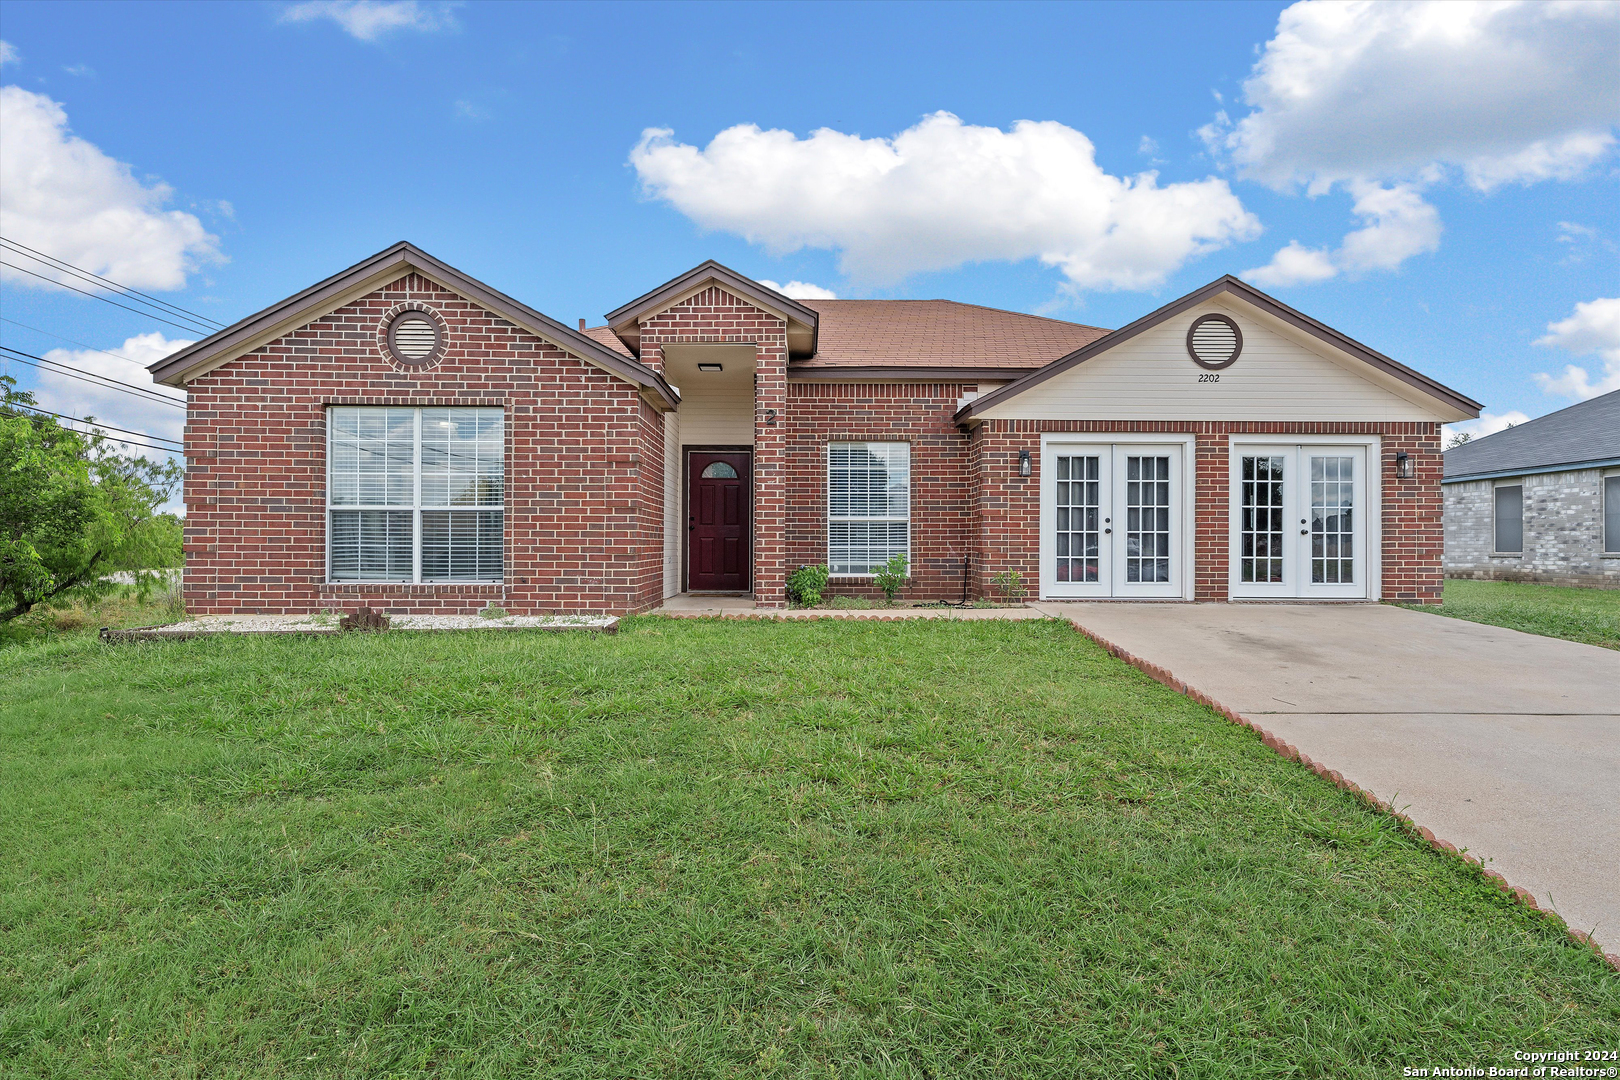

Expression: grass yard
xmin=1414 ymin=578 xmax=1620 ymax=649
xmin=1 ymin=618 xmax=1614 ymax=1078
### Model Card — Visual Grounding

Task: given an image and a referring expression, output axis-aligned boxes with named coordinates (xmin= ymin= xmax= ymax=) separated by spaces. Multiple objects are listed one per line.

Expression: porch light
xmin=1019 ymin=449 xmax=1032 ymax=477
xmin=1394 ymin=451 xmax=1415 ymax=479
xmin=698 ymin=363 xmax=723 ymax=372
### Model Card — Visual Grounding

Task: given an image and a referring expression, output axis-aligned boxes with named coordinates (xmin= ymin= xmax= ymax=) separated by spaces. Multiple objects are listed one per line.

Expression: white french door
xmin=1042 ymin=440 xmax=1187 ymax=599
xmin=1230 ymin=443 xmax=1370 ymax=599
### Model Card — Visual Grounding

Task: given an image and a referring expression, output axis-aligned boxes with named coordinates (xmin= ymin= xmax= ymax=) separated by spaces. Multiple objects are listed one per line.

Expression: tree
xmin=0 ymin=377 xmax=182 ymax=622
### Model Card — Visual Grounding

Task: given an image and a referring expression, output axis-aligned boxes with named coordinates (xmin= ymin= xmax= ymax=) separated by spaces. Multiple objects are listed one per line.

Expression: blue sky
xmin=2 ymin=0 xmax=1617 ymax=470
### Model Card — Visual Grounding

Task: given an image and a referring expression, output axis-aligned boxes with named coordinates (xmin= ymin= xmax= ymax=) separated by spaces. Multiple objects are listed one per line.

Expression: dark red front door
xmin=688 ymin=451 xmax=750 ymax=591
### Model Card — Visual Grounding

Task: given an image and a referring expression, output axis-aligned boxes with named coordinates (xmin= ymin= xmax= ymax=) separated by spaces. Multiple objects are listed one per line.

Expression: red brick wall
xmin=181 ymin=274 xmax=666 ymax=616
xmin=971 ymin=419 xmax=1444 ymax=604
xmin=635 ymin=286 xmax=790 ymax=605
xmin=783 ymin=382 xmax=978 ymax=603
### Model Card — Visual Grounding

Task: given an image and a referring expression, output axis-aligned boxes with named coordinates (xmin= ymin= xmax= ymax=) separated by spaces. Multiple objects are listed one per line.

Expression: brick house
xmin=1443 ymin=389 xmax=1620 ymax=588
xmin=150 ymin=242 xmax=1480 ymax=615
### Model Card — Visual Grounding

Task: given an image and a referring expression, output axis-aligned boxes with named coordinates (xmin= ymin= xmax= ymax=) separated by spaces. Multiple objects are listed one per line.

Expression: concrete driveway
xmin=1032 ymin=601 xmax=1620 ymax=956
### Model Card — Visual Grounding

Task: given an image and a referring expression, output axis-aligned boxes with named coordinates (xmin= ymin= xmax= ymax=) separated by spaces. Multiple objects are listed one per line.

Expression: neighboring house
xmin=150 ymin=243 xmax=1479 ymax=615
xmin=1443 ymin=390 xmax=1620 ymax=588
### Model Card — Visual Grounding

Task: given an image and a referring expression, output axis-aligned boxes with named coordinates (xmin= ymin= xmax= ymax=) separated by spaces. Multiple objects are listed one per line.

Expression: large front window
xmin=828 ymin=442 xmax=910 ymax=575
xmin=327 ymin=407 xmax=504 ymax=582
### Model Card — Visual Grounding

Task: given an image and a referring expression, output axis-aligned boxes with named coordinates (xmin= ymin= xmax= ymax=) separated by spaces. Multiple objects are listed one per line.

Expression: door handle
xmin=1300 ymin=529 xmax=1308 ymax=535
xmin=1104 ymin=528 xmax=1112 ymax=534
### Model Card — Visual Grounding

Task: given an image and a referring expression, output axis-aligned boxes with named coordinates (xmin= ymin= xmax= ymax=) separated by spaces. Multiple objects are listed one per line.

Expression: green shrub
xmin=874 ymin=553 xmax=908 ymax=603
xmin=786 ymin=564 xmax=829 ymax=607
xmin=991 ymin=569 xmax=1028 ymax=603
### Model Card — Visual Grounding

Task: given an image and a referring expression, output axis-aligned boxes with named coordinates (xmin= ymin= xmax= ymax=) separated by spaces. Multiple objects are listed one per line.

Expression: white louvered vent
xmin=392 ymin=316 xmax=439 ymax=360
xmin=1187 ymin=314 xmax=1241 ymax=368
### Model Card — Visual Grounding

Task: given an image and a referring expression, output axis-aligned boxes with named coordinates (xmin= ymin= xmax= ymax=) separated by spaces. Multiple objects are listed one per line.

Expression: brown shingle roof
xmin=582 ymin=325 xmax=634 ymax=358
xmin=794 ymin=299 xmax=1107 ymax=369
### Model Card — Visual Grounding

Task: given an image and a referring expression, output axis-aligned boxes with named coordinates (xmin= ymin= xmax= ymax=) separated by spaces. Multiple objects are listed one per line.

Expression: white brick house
xmin=1443 ymin=390 xmax=1620 ymax=588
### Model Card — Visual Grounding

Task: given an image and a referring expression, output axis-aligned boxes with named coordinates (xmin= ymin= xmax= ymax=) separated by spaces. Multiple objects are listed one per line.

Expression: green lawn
xmin=1 ymin=618 xmax=1614 ymax=1078
xmin=1413 ymin=579 xmax=1620 ymax=649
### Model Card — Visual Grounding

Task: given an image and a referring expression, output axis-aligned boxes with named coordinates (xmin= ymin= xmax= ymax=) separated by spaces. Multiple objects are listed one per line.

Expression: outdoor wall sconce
xmin=1019 ymin=449 xmax=1032 ymax=477
xmin=1394 ymin=451 xmax=1415 ymax=479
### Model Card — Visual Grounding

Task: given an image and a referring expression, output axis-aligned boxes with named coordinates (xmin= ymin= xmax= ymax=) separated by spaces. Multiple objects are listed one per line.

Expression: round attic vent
xmin=1186 ymin=313 xmax=1242 ymax=370
xmin=387 ymin=311 xmax=442 ymax=365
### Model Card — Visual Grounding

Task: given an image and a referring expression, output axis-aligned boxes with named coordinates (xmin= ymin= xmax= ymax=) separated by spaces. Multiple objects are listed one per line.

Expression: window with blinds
xmin=827 ymin=442 xmax=910 ymax=575
xmin=328 ymin=407 xmax=503 ymax=582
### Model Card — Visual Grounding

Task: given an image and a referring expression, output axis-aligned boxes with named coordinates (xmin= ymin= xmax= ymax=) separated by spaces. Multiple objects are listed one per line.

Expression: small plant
xmin=873 ymin=553 xmax=908 ymax=603
xmin=786 ymin=564 xmax=829 ymax=607
xmin=829 ymin=595 xmax=874 ymax=610
xmin=991 ymin=569 xmax=1028 ymax=603
xmin=479 ymin=604 xmax=509 ymax=620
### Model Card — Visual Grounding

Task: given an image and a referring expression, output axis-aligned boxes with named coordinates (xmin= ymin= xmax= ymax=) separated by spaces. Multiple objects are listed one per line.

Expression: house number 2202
xmin=1198 ymin=373 xmax=1221 ymax=383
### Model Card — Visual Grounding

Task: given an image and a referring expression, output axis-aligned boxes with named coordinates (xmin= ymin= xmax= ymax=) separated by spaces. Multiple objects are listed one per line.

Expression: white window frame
xmin=1040 ymin=433 xmax=1196 ymax=601
xmin=1227 ymin=435 xmax=1381 ymax=601
xmin=827 ymin=441 xmax=911 ymax=577
xmin=1491 ymin=479 xmax=1524 ymax=557
xmin=326 ymin=406 xmax=505 ymax=584
xmin=1603 ymin=470 xmax=1620 ymax=557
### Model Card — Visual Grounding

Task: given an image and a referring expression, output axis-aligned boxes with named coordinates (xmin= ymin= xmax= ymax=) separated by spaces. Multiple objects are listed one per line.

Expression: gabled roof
xmin=1443 ymin=389 xmax=1620 ymax=482
xmin=148 ymin=242 xmax=679 ymax=409
xmin=791 ymin=299 xmax=1106 ymax=372
xmin=954 ymin=275 xmax=1482 ymax=423
xmin=603 ymin=260 xmax=819 ymax=359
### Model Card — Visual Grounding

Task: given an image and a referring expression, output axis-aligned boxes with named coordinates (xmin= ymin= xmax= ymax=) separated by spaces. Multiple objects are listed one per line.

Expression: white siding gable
xmin=977 ymin=298 xmax=1450 ymax=423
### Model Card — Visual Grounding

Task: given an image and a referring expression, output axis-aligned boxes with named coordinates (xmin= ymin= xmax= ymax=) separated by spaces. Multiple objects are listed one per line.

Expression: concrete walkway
xmin=1031 ymin=601 xmax=1620 ymax=956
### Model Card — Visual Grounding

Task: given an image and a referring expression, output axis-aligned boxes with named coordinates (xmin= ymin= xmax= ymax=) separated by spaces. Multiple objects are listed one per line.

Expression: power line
xmin=1 ymin=261 xmax=218 ymax=336
xmin=0 ymin=316 xmax=169 ymax=373
xmin=0 ymin=236 xmax=227 ymax=330
xmin=0 ymin=347 xmax=187 ymax=410
xmin=6 ymin=402 xmax=183 ymax=447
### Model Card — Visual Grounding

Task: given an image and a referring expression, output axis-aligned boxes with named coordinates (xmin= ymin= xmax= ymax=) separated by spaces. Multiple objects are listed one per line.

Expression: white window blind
xmin=828 ymin=442 xmax=910 ymax=575
xmin=328 ymin=407 xmax=504 ymax=582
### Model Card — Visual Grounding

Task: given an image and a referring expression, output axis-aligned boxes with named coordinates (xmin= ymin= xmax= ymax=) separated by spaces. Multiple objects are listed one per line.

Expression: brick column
xmin=751 ymin=330 xmax=789 ymax=607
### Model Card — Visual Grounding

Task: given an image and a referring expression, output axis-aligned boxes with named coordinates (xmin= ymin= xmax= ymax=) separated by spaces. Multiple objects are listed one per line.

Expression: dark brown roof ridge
xmin=801 ymin=296 xmax=1108 ymax=332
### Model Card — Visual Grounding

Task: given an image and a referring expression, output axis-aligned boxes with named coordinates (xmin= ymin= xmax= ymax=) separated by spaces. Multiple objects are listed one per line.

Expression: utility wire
xmin=1 ymin=261 xmax=218 ymax=336
xmin=0 ymin=316 xmax=171 ymax=373
xmin=0 ymin=236 xmax=227 ymax=330
xmin=0 ymin=347 xmax=187 ymax=410
xmin=6 ymin=402 xmax=183 ymax=447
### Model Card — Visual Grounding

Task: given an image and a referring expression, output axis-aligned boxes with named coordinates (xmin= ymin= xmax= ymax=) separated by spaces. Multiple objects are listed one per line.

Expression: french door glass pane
xmin=1053 ymin=455 xmax=1101 ymax=583
xmin=329 ymin=510 xmax=413 ymax=581
xmin=1240 ymin=455 xmax=1286 ymax=583
xmin=422 ymin=510 xmax=504 ymax=581
xmin=1124 ymin=456 xmax=1171 ymax=583
xmin=1310 ymin=455 xmax=1355 ymax=583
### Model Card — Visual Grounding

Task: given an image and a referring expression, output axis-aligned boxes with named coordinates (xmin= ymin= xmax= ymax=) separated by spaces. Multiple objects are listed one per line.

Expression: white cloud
xmin=1533 ymin=296 xmax=1620 ymax=400
xmin=0 ymin=86 xmax=222 ymax=291
xmin=1444 ymin=410 xmax=1531 ymax=445
xmin=1243 ymin=180 xmax=1441 ymax=287
xmin=757 ymin=279 xmax=837 ymax=300
xmin=1556 ymin=222 xmax=1596 ymax=244
xmin=279 ymin=1 xmax=458 ymax=42
xmin=1336 ymin=180 xmax=1442 ymax=272
xmin=0 ymin=41 xmax=18 ymax=65
xmin=1209 ymin=0 xmax=1620 ymax=192
xmin=631 ymin=112 xmax=1261 ymax=291
xmin=1244 ymin=241 xmax=1337 ymax=288
xmin=26 ymin=333 xmax=191 ymax=475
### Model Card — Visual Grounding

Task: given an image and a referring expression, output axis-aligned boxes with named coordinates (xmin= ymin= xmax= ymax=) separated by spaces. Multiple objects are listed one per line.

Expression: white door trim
xmin=1040 ymin=433 xmax=1196 ymax=601
xmin=1227 ymin=435 xmax=1382 ymax=600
